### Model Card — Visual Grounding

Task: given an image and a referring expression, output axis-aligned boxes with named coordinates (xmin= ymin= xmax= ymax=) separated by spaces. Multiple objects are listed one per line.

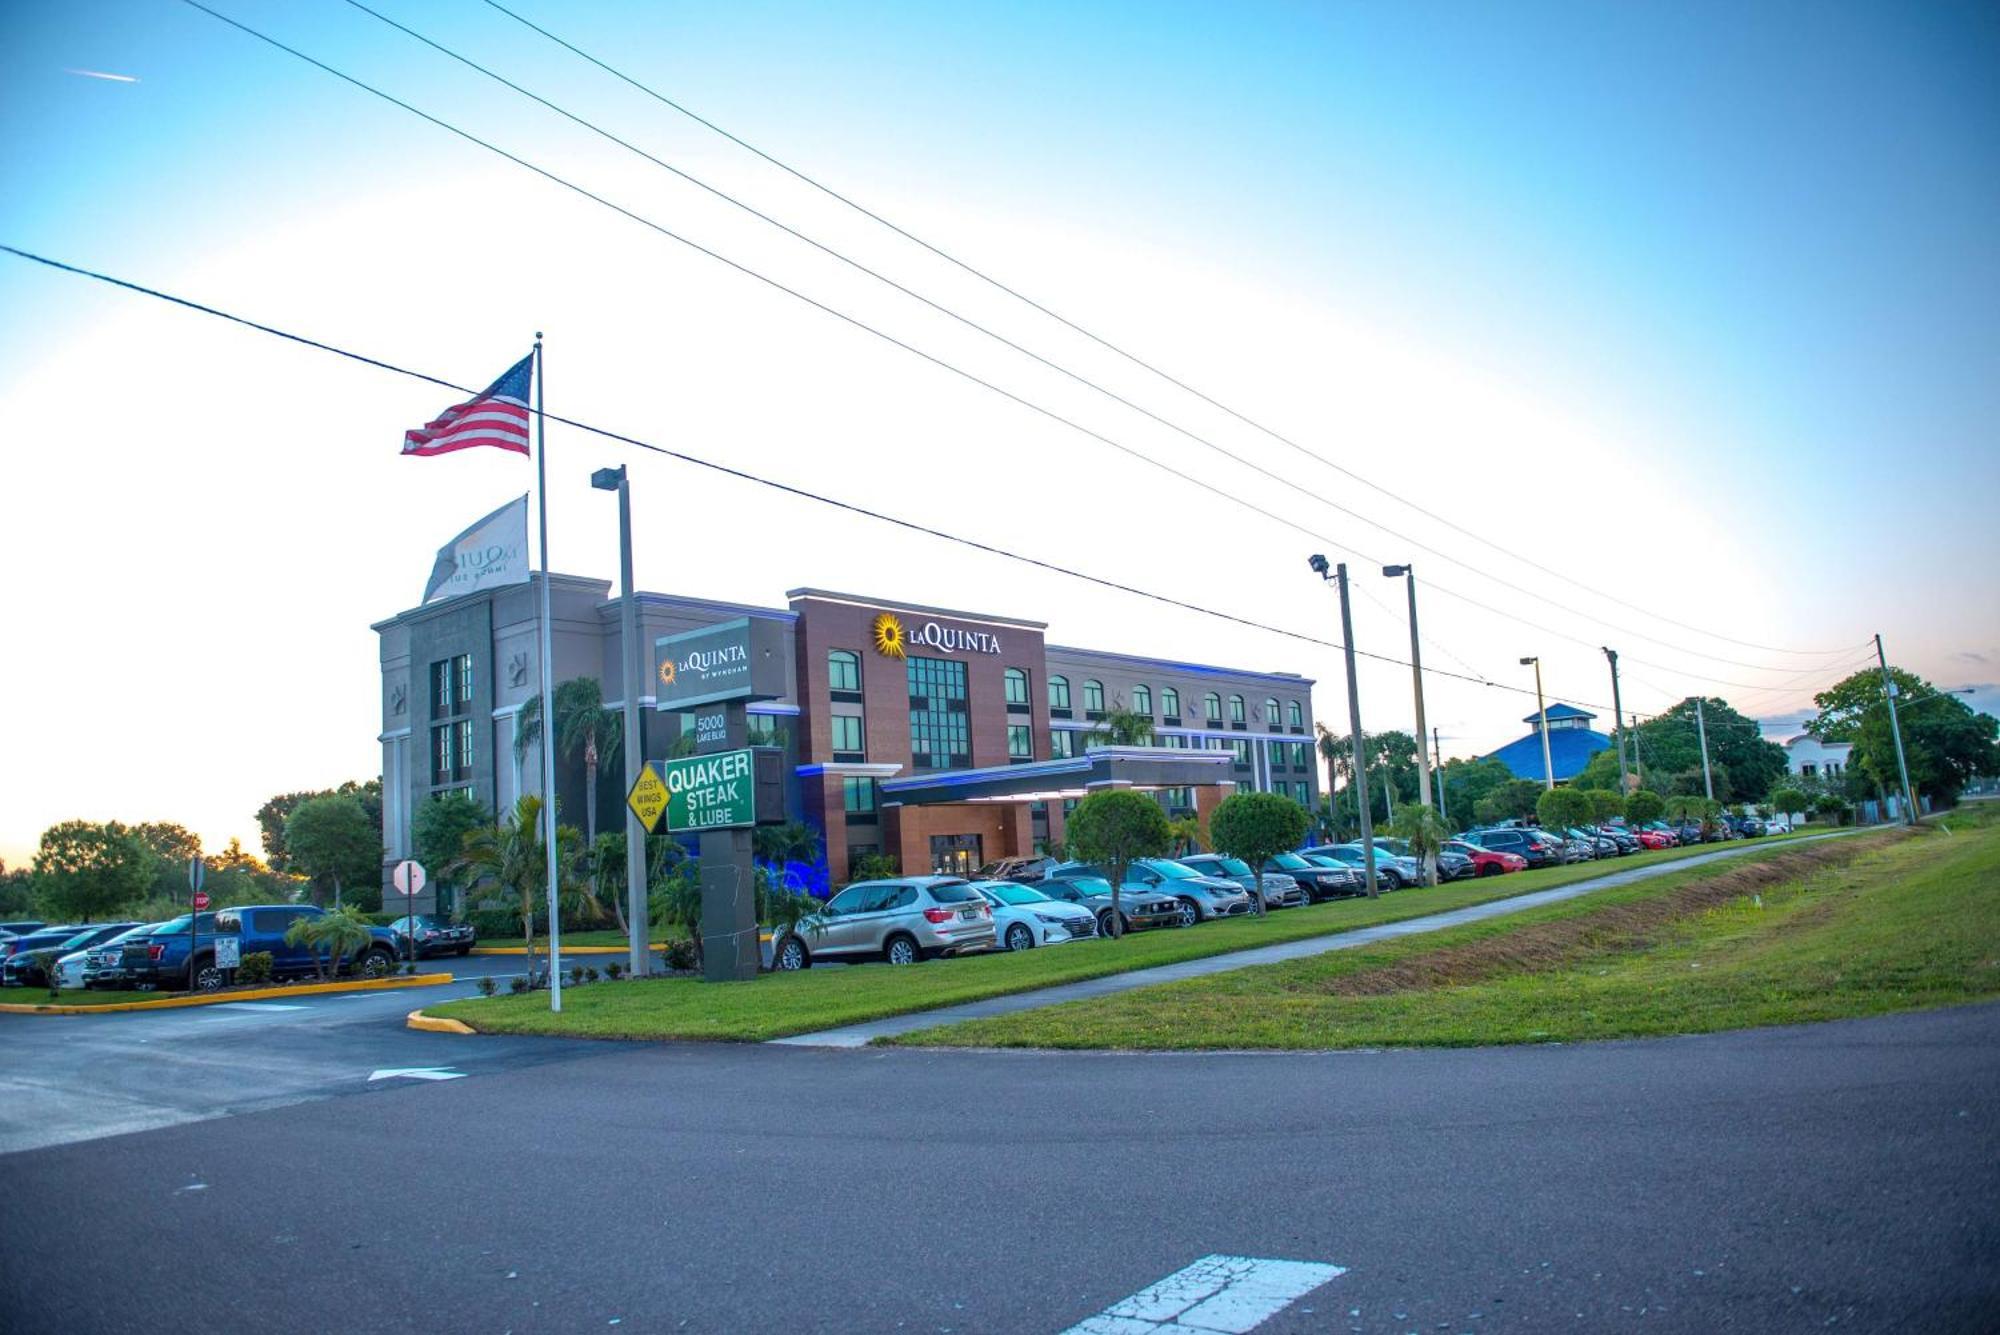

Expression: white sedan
xmin=971 ymin=881 xmax=1097 ymax=951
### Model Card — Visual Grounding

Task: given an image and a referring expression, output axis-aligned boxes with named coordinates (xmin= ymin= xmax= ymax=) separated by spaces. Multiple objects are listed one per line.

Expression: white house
xmin=1783 ymin=734 xmax=1853 ymax=782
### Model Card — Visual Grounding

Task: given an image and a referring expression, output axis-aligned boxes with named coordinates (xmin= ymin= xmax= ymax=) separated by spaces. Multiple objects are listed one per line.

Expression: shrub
xmin=568 ymin=965 xmax=585 ymax=987
xmin=32 ymin=950 xmax=63 ymax=999
xmin=1535 ymin=787 xmax=1595 ymax=832
xmin=1625 ymin=790 xmax=1665 ymax=827
xmin=584 ymin=966 xmax=600 ymax=983
xmin=237 ymin=951 xmax=275 ymax=985
xmin=662 ymin=939 xmax=698 ymax=971
xmin=403 ymin=962 xmax=416 ymax=975
xmin=477 ymin=975 xmax=497 ymax=997
xmin=508 ymin=975 xmax=529 ymax=995
xmin=605 ymin=961 xmax=624 ymax=981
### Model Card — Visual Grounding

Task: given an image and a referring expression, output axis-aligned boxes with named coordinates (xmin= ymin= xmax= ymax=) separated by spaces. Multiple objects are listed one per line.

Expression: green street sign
xmin=661 ymin=748 xmax=757 ymax=832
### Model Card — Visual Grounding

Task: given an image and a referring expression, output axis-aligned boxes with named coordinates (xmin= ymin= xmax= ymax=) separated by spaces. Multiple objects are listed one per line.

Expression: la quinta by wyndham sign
xmin=655 ymin=617 xmax=787 ymax=710
xmin=869 ymin=610 xmax=1001 ymax=659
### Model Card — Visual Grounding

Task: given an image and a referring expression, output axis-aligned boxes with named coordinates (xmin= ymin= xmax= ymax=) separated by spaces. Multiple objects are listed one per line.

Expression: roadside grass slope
xmin=894 ymin=809 xmax=1998 ymax=1050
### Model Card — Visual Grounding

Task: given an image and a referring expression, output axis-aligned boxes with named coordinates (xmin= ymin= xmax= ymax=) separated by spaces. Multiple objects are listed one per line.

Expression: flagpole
xmin=534 ymin=332 xmax=563 ymax=1014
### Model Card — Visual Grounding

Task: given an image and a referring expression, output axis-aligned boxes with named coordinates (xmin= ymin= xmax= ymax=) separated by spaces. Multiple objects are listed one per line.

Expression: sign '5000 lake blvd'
xmin=661 ymin=748 xmax=756 ymax=832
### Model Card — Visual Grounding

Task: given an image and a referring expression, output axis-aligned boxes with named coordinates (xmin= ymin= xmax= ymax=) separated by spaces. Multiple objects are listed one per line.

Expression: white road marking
xmin=1061 ymin=1255 xmax=1345 ymax=1334
xmin=367 ymin=1067 xmax=466 ymax=1082
xmin=212 ymin=1002 xmax=307 ymax=1012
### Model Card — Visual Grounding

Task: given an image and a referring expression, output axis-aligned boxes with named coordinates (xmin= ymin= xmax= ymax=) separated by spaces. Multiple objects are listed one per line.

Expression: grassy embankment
xmin=893 ymin=809 xmax=1998 ymax=1049
xmin=431 ymin=830 xmax=1836 ymax=1042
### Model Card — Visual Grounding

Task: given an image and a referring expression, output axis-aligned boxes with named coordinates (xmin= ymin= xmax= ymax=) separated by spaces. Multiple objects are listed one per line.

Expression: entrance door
xmin=930 ymin=833 xmax=982 ymax=877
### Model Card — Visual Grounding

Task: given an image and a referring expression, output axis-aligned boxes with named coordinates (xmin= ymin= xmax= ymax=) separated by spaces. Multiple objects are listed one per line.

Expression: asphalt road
xmin=3 ymin=1000 xmax=1995 ymax=1333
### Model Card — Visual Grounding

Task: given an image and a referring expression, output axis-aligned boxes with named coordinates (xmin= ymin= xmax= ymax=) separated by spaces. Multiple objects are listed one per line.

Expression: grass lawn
xmin=894 ymin=810 xmax=1995 ymax=1050
xmin=431 ymin=830 xmax=1844 ymax=1042
xmin=0 ymin=988 xmax=183 ymax=1008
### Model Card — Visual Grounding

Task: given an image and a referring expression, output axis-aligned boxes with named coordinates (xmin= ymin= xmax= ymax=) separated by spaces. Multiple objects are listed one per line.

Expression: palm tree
xmin=586 ymin=830 xmax=630 ymax=935
xmin=451 ymin=795 xmax=579 ymax=984
xmin=752 ymin=821 xmax=822 ymax=866
xmin=285 ymin=905 xmax=379 ymax=981
xmin=516 ymin=678 xmax=624 ymax=855
xmin=1084 ymin=698 xmax=1154 ymax=748
xmin=1165 ymin=814 xmax=1207 ymax=857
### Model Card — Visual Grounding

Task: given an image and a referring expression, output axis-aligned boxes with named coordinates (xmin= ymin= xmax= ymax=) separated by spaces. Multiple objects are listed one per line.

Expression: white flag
xmin=423 ymin=495 xmax=530 ymax=604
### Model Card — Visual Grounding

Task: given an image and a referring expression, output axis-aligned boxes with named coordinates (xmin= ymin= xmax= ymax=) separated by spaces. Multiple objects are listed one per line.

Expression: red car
xmin=1635 ymin=828 xmax=1676 ymax=850
xmin=1444 ymin=840 xmax=1528 ymax=876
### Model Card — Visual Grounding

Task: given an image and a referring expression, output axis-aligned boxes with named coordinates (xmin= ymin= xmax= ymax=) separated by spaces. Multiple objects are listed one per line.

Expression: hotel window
xmin=1131 ymin=684 xmax=1152 ymax=716
xmin=429 ymin=654 xmax=471 ymax=718
xmin=431 ymin=718 xmax=473 ymax=785
xmin=1005 ymin=667 xmax=1030 ymax=709
xmin=1160 ymin=687 xmax=1180 ymax=721
xmin=1203 ymin=692 xmax=1222 ymax=723
xmin=907 ymin=656 xmax=970 ymax=771
xmin=1229 ymin=695 xmax=1246 ymax=725
xmin=1287 ymin=701 xmax=1304 ymax=730
xmin=1008 ymin=724 xmax=1034 ymax=760
xmin=842 ymin=777 xmax=878 ymax=815
xmin=828 ymin=650 xmax=860 ymax=694
xmin=1049 ymin=675 xmax=1070 ymax=714
xmin=1083 ymin=680 xmax=1105 ymax=717
xmin=1049 ymin=729 xmax=1076 ymax=759
xmin=830 ymin=715 xmax=864 ymax=758
xmin=1265 ymin=698 xmax=1280 ymax=727
xmin=1231 ymin=739 xmax=1251 ymax=769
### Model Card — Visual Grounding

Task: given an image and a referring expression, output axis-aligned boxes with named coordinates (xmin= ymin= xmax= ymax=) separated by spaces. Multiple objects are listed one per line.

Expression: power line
xmin=330 ymin=0 xmax=1852 ymax=683
xmin=0 ymin=241 xmax=1623 ymax=714
xmin=476 ymin=0 xmax=1860 ymax=662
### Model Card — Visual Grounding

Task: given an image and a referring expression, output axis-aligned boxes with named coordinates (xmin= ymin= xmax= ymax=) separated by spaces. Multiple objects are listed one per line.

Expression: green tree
xmin=1209 ymin=792 xmax=1310 ymax=914
xmin=0 ymin=860 xmax=34 ymax=917
xmin=1808 ymin=668 xmax=1997 ymax=807
xmin=257 ymin=779 xmax=381 ymax=872
xmin=1486 ymin=779 xmax=1544 ymax=824
xmin=451 ymin=795 xmax=580 ymax=983
xmin=1164 ymin=814 xmax=1208 ymax=857
xmin=1812 ymin=793 xmax=1851 ymax=824
xmin=1624 ymin=789 xmax=1665 ymax=827
xmin=1084 ymin=699 xmax=1154 ymax=748
xmin=284 ymin=903 xmax=380 ymax=981
xmin=284 ymin=794 xmax=381 ymax=910
xmin=752 ymin=821 xmax=823 ymax=866
xmin=1583 ymin=789 xmax=1626 ymax=823
xmin=1065 ymin=789 xmax=1172 ymax=936
xmin=1768 ymin=786 xmax=1808 ymax=822
xmin=1634 ymin=699 xmax=1786 ymax=803
xmin=1387 ymin=804 xmax=1450 ymax=888
xmin=1564 ymin=748 xmax=1625 ymax=794
xmin=517 ymin=678 xmax=625 ymax=853
xmin=410 ymin=791 xmax=494 ymax=918
xmin=1536 ymin=788 xmax=1595 ymax=833
xmin=31 ymin=821 xmax=155 ymax=921
xmin=1439 ymin=757 xmax=1518 ymax=830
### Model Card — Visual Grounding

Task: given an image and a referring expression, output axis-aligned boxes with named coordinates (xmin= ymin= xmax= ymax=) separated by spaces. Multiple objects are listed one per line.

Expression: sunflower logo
xmin=871 ymin=612 xmax=908 ymax=659
xmin=657 ymin=657 xmax=678 ymax=688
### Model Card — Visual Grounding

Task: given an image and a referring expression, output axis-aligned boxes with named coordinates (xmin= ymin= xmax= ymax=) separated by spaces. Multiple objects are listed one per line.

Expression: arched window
xmin=1287 ymin=701 xmax=1303 ymax=729
xmin=828 ymin=650 xmax=859 ymax=692
xmin=1004 ymin=667 xmax=1029 ymax=707
xmin=1049 ymin=675 xmax=1071 ymax=710
xmin=1203 ymin=692 xmax=1222 ymax=723
xmin=1265 ymin=698 xmax=1280 ymax=726
xmin=1229 ymin=695 xmax=1246 ymax=724
xmin=1131 ymin=684 xmax=1152 ymax=715
xmin=1160 ymin=687 xmax=1180 ymax=719
xmin=1083 ymin=680 xmax=1106 ymax=713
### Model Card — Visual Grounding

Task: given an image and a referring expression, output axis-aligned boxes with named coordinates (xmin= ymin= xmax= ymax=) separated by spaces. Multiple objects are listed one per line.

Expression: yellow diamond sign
xmin=626 ymin=762 xmax=670 ymax=834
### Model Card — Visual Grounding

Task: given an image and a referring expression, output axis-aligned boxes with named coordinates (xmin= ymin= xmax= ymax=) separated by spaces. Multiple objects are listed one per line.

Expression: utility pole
xmin=1522 ymin=656 xmax=1554 ymax=791
xmin=1630 ymin=714 xmax=1644 ymax=789
xmin=1310 ymin=555 xmax=1377 ymax=897
xmin=1384 ymin=564 xmax=1435 ymax=885
xmin=1695 ymin=698 xmax=1715 ymax=801
xmin=1875 ymin=633 xmax=1918 ymax=825
xmin=1433 ymin=726 xmax=1448 ymax=825
xmin=1603 ymin=647 xmax=1628 ymax=792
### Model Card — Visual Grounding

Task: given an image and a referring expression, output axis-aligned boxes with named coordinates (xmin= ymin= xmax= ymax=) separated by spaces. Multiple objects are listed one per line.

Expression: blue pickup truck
xmin=119 ymin=905 xmax=402 ymax=992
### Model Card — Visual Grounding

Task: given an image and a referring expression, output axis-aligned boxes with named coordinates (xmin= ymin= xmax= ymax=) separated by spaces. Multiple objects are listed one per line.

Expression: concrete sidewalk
xmin=771 ymin=830 xmax=1861 ymax=1048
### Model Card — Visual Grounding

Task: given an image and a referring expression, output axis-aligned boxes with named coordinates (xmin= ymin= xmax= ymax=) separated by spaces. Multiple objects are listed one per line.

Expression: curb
xmin=469 ymin=945 xmax=660 ymax=956
xmin=0 ymin=972 xmax=454 ymax=1015
xmin=406 ymin=1008 xmax=476 ymax=1035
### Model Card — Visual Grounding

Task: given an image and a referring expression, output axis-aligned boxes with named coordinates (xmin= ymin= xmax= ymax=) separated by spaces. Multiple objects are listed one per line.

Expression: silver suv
xmin=772 ymin=877 xmax=995 ymax=969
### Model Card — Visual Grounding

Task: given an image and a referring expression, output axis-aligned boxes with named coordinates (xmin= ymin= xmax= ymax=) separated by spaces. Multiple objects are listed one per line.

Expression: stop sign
xmin=192 ymin=891 xmax=210 ymax=910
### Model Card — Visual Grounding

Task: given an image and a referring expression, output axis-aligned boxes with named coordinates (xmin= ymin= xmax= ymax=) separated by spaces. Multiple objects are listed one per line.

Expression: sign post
xmin=188 ymin=856 xmax=205 ymax=993
xmin=391 ymin=859 xmax=427 ymax=964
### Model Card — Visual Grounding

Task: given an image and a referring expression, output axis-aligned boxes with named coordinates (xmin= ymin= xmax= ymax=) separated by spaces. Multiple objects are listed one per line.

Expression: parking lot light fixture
xmin=592 ymin=463 xmax=649 ymax=976
xmin=1521 ymin=656 xmax=1554 ymax=792
xmin=1382 ymin=563 xmax=1434 ymax=886
xmin=1310 ymin=555 xmax=1377 ymax=897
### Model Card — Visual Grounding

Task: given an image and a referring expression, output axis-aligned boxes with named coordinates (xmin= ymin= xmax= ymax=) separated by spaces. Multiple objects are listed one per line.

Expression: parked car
xmin=121 ymin=905 xmax=403 ymax=992
xmin=976 ymin=855 xmax=1059 ymax=883
xmin=1130 ymin=858 xmax=1256 ymax=924
xmin=971 ymin=881 xmax=1096 ymax=951
xmin=1301 ymin=844 xmax=1419 ymax=890
xmin=1593 ymin=826 xmax=1641 ymax=855
xmin=1176 ymin=854 xmax=1308 ymax=910
xmin=1567 ymin=827 xmax=1620 ymax=859
xmin=384 ymin=914 xmax=477 ymax=959
xmin=1463 ymin=828 xmax=1559 ymax=868
xmin=0 ymin=921 xmax=45 ymax=941
xmin=82 ymin=924 xmax=162 ymax=990
xmin=1035 ymin=870 xmax=1183 ymax=935
xmin=1271 ymin=851 xmax=1365 ymax=900
xmin=1633 ymin=827 xmax=1675 ymax=850
xmin=1765 ymin=816 xmax=1793 ymax=834
xmin=2 ymin=925 xmax=134 ymax=988
xmin=1726 ymin=815 xmax=1766 ymax=838
xmin=771 ymin=876 xmax=995 ymax=969
xmin=1443 ymin=839 xmax=1526 ymax=877
xmin=0 ymin=926 xmax=86 ymax=979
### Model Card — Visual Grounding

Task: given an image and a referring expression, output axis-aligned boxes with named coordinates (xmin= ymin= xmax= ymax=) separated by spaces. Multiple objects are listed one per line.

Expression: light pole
xmin=1602 ymin=647 xmax=1628 ymax=792
xmin=1521 ymin=656 xmax=1554 ymax=791
xmin=592 ymin=465 xmax=650 ymax=977
xmin=1694 ymin=698 xmax=1715 ymax=802
xmin=1383 ymin=564 xmax=1435 ymax=886
xmin=1310 ymin=554 xmax=1378 ymax=897
xmin=1874 ymin=634 xmax=1918 ymax=825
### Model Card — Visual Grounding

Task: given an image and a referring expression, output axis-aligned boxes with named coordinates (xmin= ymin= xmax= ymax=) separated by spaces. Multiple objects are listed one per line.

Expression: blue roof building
xmin=1482 ymin=703 xmax=1612 ymax=784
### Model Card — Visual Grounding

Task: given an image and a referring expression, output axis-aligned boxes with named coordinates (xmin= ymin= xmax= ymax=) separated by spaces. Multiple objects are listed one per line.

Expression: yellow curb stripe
xmin=405 ymin=1008 xmax=476 ymax=1035
xmin=0 ymin=972 xmax=453 ymax=1015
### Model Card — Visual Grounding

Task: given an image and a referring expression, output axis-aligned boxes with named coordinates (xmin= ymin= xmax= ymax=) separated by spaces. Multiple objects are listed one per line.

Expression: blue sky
xmin=2 ymin=1 xmax=1995 ymax=859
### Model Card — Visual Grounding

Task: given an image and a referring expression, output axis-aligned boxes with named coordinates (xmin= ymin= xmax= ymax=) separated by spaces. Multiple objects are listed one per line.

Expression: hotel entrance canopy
xmin=878 ymin=746 xmax=1236 ymax=806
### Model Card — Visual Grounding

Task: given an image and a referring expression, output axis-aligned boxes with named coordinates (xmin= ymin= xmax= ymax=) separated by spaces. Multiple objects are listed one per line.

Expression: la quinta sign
xmin=870 ymin=610 xmax=1002 ymax=659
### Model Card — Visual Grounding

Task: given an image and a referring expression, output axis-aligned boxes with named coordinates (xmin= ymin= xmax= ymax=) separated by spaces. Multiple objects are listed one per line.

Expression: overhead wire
xmin=475 ymin=0 xmax=1862 ymax=662
xmin=211 ymin=0 xmax=1862 ymax=688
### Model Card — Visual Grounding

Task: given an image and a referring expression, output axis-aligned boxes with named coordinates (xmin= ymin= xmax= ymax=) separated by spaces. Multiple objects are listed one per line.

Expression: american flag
xmin=401 ymin=353 xmax=533 ymax=457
